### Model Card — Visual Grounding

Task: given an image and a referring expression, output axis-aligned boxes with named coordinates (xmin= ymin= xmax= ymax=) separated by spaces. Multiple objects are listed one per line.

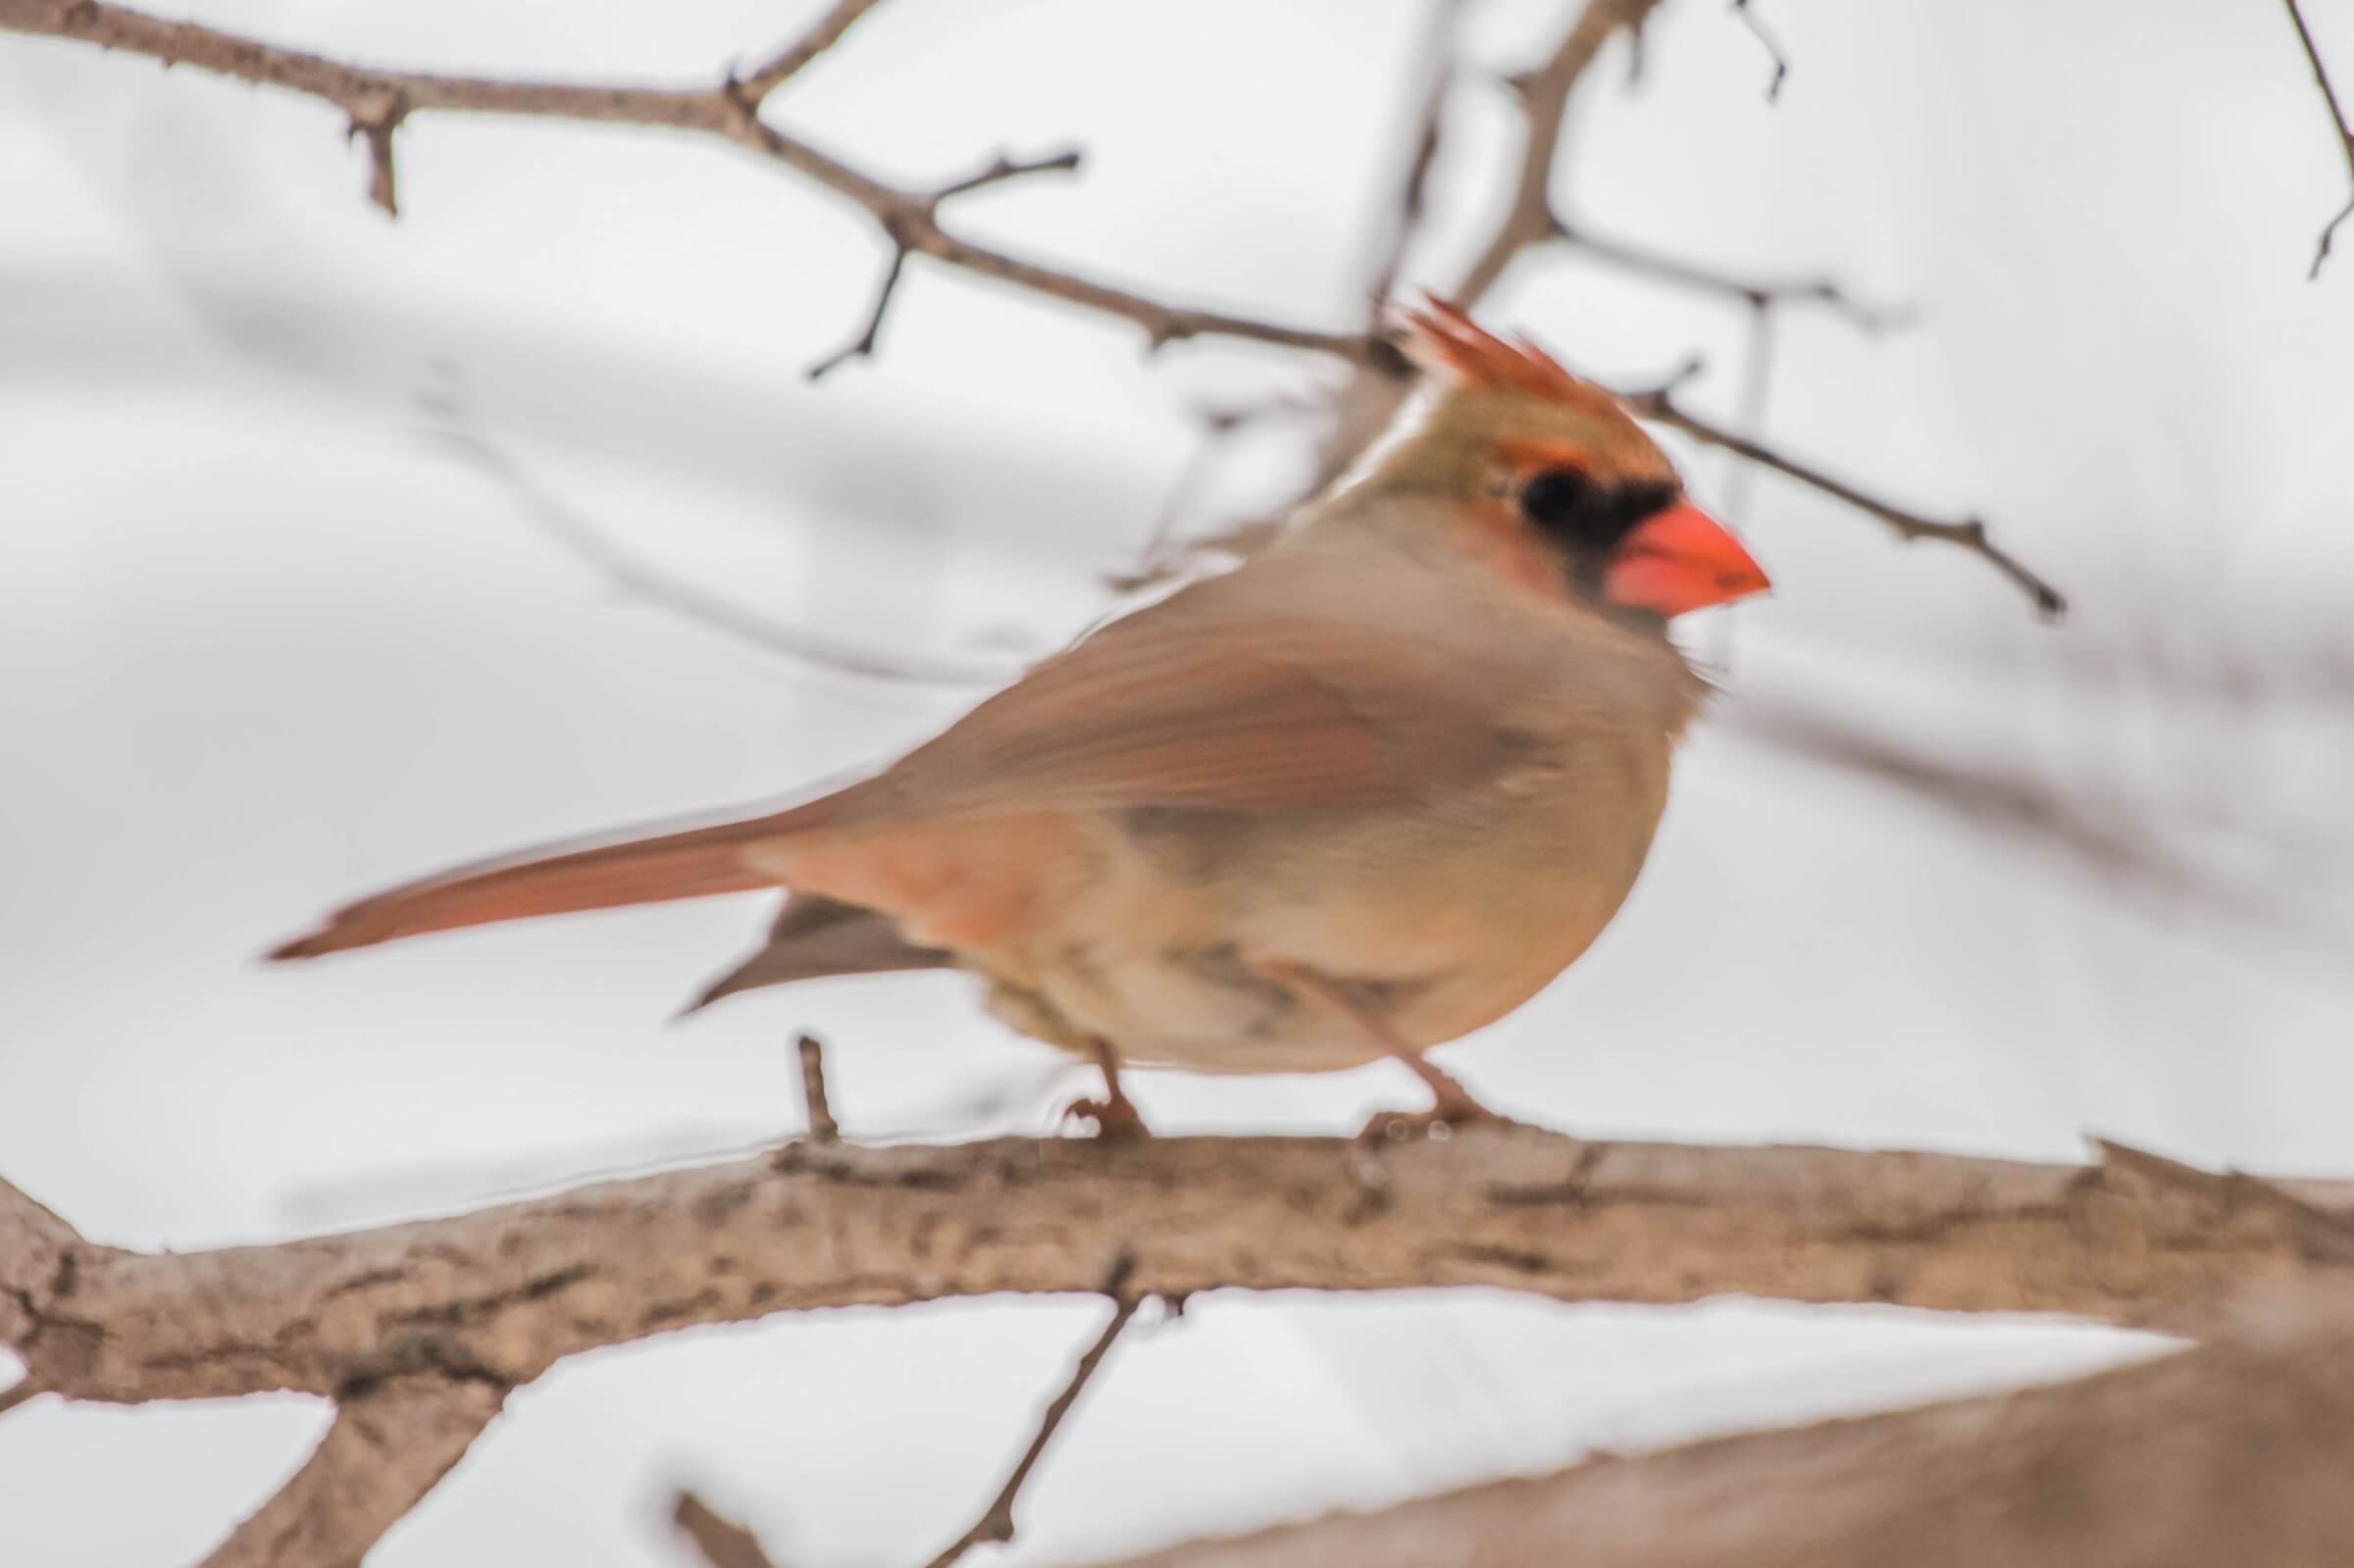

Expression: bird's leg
xmin=1061 ymin=1036 xmax=1152 ymax=1141
xmin=1260 ymin=961 xmax=1504 ymax=1137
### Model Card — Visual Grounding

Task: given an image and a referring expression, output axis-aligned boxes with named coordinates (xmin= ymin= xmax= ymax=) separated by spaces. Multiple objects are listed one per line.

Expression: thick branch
xmin=0 ymin=0 xmax=1368 ymax=361
xmin=2281 ymin=0 xmax=2354 ymax=278
xmin=198 ymin=1375 xmax=502 ymax=1568
xmin=5 ymin=1133 xmax=2353 ymax=1410
xmin=1084 ymin=1285 xmax=2354 ymax=1568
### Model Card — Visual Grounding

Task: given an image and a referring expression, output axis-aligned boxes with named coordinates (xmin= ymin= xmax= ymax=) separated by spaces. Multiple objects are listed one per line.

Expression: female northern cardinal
xmin=271 ymin=301 xmax=1767 ymax=1130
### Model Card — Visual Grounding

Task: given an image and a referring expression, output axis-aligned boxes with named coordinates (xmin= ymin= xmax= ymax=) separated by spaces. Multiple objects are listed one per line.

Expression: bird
xmin=268 ymin=299 xmax=1769 ymax=1135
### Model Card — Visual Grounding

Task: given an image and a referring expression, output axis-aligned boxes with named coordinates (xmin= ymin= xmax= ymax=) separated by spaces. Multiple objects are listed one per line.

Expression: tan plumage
xmin=271 ymin=302 xmax=1767 ymax=1114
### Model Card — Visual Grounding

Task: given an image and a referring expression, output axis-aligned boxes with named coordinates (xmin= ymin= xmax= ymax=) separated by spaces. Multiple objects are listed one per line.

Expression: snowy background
xmin=3 ymin=0 xmax=2352 ymax=1562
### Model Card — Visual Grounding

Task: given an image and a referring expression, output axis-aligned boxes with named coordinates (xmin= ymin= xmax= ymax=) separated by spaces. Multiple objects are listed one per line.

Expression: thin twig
xmin=1 ymin=0 xmax=2067 ymax=614
xmin=0 ymin=0 xmax=1371 ymax=362
xmin=1366 ymin=0 xmax=1474 ymax=313
xmin=806 ymin=147 xmax=1084 ymax=379
xmin=1730 ymin=0 xmax=1790 ymax=102
xmin=807 ymin=245 xmax=907 ymax=380
xmin=736 ymin=0 xmax=891 ymax=100
xmin=0 ymin=1375 xmax=48 ymax=1419
xmin=795 ymin=1034 xmax=839 ymax=1144
xmin=1455 ymin=0 xmax=1664 ymax=304
xmin=2280 ymin=0 xmax=2354 ymax=278
xmin=1621 ymin=380 xmax=2069 ymax=616
xmin=921 ymin=1270 xmax=1142 ymax=1568
xmin=672 ymin=1492 xmax=784 ymax=1568
xmin=422 ymin=400 xmax=1006 ymax=688
xmin=1555 ymin=215 xmax=1908 ymax=330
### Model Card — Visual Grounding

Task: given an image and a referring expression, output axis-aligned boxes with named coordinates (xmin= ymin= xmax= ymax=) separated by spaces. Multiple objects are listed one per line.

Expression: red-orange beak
xmin=1603 ymin=502 xmax=1770 ymax=619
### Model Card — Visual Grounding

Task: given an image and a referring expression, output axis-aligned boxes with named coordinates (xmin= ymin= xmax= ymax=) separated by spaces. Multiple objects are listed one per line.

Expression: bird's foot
xmin=1061 ymin=1091 xmax=1152 ymax=1141
xmin=1356 ymin=1097 xmax=1508 ymax=1144
xmin=1062 ymin=1037 xmax=1152 ymax=1141
xmin=1355 ymin=1061 xmax=1518 ymax=1142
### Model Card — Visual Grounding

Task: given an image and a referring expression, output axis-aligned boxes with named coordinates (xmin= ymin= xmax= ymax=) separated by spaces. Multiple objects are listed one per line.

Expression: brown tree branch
xmin=6 ymin=1132 xmax=2352 ymax=1415
xmin=2281 ymin=0 xmax=2354 ymax=278
xmin=804 ymin=146 xmax=1084 ymax=379
xmin=1454 ymin=0 xmax=1663 ymax=304
xmin=672 ymin=1492 xmax=783 ymax=1568
xmin=0 ymin=0 xmax=2068 ymax=614
xmin=5 ymin=1129 xmax=2352 ymax=1556
xmin=735 ymin=0 xmax=891 ymax=101
xmin=1081 ymin=1283 xmax=2354 ymax=1568
xmin=920 ymin=1282 xmax=1141 ymax=1568
xmin=0 ymin=0 xmax=1369 ymax=362
xmin=793 ymin=1034 xmax=839 ymax=1145
xmin=1623 ymin=379 xmax=2069 ymax=616
xmin=198 ymin=1374 xmax=502 ymax=1568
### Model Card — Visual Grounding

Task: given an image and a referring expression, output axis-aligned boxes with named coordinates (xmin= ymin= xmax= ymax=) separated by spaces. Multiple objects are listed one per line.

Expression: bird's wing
xmin=787 ymin=569 xmax=1524 ymax=833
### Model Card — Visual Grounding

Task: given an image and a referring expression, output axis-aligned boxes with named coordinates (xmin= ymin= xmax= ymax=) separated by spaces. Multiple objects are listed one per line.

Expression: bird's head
xmin=1356 ymin=297 xmax=1769 ymax=622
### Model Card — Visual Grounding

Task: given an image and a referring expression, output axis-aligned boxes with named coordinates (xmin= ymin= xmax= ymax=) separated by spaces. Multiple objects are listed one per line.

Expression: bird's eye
xmin=1518 ymin=468 xmax=1678 ymax=554
xmin=1518 ymin=467 xmax=1608 ymax=544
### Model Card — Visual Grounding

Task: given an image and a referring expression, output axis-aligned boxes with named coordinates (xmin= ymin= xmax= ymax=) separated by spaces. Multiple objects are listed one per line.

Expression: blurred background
xmin=2 ymin=0 xmax=2351 ymax=1561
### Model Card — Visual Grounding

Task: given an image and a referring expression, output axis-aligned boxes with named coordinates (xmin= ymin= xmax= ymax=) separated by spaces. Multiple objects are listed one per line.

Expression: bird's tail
xmin=267 ymin=809 xmax=808 ymax=961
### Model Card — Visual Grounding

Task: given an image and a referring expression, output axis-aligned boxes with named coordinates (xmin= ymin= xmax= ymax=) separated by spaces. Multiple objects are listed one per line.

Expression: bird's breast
xmin=971 ymin=719 xmax=1676 ymax=1074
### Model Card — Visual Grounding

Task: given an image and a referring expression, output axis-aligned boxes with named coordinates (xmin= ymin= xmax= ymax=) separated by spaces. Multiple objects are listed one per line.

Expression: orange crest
xmin=1395 ymin=295 xmax=1620 ymax=418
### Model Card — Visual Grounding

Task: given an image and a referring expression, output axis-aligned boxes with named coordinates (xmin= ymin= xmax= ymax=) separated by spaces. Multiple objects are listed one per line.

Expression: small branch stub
xmin=795 ymin=1033 xmax=839 ymax=1143
xmin=343 ymin=86 xmax=405 ymax=218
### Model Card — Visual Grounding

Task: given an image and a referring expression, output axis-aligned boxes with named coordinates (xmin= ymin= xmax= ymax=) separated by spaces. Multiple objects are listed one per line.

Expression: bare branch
xmin=806 ymin=146 xmax=1084 ymax=379
xmin=1081 ymin=1284 xmax=2354 ymax=1568
xmin=0 ymin=0 xmax=1370 ymax=362
xmin=735 ymin=0 xmax=890 ymax=101
xmin=672 ymin=1492 xmax=783 ymax=1568
xmin=422 ymin=401 xmax=1006 ymax=688
xmin=1554 ymin=216 xmax=1908 ymax=330
xmin=198 ymin=1375 xmax=502 ymax=1568
xmin=793 ymin=1034 xmax=839 ymax=1145
xmin=1729 ymin=0 xmax=1790 ymax=103
xmin=2 ymin=0 xmax=2065 ymax=615
xmin=1455 ymin=0 xmax=1663 ymax=304
xmin=2281 ymin=0 xmax=2354 ymax=278
xmin=10 ymin=1132 xmax=2354 ymax=1415
xmin=921 ymin=1280 xmax=1141 ymax=1568
xmin=1366 ymin=0 xmax=1474 ymax=313
xmin=1621 ymin=380 xmax=2069 ymax=616
xmin=805 ymin=244 xmax=907 ymax=380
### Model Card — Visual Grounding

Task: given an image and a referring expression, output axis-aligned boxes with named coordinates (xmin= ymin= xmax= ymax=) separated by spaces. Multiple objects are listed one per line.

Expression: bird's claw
xmin=1356 ymin=1105 xmax=1480 ymax=1143
xmin=1061 ymin=1093 xmax=1152 ymax=1141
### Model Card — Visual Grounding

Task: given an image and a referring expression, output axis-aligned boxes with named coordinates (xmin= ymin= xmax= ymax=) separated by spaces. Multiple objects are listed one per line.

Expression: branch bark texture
xmin=6 ymin=1130 xmax=2352 ymax=1413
